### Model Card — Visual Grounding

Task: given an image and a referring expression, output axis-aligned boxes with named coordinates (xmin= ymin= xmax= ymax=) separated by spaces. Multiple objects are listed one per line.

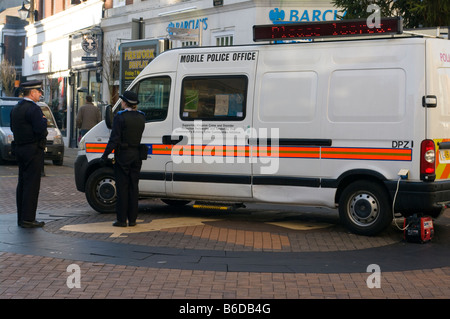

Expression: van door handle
xmin=162 ymin=135 xmax=183 ymax=145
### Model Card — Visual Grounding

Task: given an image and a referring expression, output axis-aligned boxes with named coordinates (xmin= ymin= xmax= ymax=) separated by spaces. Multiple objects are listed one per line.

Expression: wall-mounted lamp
xmin=18 ymin=2 xmax=29 ymax=20
xmin=18 ymin=1 xmax=38 ymax=22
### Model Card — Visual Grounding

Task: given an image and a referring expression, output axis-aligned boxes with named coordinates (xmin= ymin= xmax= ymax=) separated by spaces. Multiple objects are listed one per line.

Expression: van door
xmin=251 ymin=46 xmax=324 ymax=205
xmin=129 ymin=74 xmax=174 ymax=196
xmin=426 ymin=39 xmax=450 ymax=181
xmin=170 ymin=50 xmax=257 ymax=199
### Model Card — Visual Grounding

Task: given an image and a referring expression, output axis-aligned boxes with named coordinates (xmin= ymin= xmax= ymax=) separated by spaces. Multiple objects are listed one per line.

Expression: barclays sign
xmin=269 ymin=8 xmax=346 ymax=23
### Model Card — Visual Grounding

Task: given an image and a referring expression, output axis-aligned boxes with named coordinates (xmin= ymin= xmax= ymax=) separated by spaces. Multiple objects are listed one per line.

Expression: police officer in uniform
xmin=10 ymin=81 xmax=48 ymax=228
xmin=101 ymin=91 xmax=145 ymax=227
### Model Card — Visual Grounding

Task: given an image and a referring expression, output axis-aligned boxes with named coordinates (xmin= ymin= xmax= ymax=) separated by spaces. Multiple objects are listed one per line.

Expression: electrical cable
xmin=392 ymin=177 xmax=410 ymax=231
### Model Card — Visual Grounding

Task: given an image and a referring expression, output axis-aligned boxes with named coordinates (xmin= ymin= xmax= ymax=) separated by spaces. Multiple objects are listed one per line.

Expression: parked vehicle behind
xmin=0 ymin=97 xmax=64 ymax=165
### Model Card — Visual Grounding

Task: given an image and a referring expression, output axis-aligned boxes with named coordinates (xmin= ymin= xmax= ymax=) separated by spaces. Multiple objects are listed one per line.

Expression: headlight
xmin=79 ymin=136 xmax=86 ymax=150
xmin=53 ymin=135 xmax=63 ymax=145
xmin=7 ymin=134 xmax=14 ymax=144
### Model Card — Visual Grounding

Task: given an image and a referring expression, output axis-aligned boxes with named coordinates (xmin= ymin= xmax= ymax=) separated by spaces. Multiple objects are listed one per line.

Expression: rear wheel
xmin=85 ymin=167 xmax=116 ymax=213
xmin=338 ymin=180 xmax=392 ymax=236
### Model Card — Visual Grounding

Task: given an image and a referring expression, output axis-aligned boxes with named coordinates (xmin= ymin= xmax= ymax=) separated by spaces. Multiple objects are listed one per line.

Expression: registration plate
xmin=439 ymin=150 xmax=450 ymax=163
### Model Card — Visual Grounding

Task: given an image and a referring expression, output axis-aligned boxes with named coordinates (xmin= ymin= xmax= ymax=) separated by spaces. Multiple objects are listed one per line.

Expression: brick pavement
xmin=1 ymin=252 xmax=448 ymax=299
xmin=0 ymin=147 xmax=449 ymax=301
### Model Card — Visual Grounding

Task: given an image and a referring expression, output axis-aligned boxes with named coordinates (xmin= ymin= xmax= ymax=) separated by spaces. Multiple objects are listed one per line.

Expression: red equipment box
xmin=404 ymin=215 xmax=434 ymax=243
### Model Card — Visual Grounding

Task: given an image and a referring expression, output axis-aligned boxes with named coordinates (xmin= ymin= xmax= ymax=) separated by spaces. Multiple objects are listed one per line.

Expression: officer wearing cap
xmin=101 ymin=91 xmax=146 ymax=227
xmin=10 ymin=81 xmax=48 ymax=228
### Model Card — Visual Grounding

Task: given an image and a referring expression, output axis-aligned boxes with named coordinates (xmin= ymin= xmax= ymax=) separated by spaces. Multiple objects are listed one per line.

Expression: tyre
xmin=85 ymin=167 xmax=116 ymax=213
xmin=53 ymin=158 xmax=63 ymax=166
xmin=338 ymin=180 xmax=393 ymax=236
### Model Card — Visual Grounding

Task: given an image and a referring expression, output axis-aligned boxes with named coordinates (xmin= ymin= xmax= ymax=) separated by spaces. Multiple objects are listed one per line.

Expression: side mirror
xmin=104 ymin=104 xmax=113 ymax=129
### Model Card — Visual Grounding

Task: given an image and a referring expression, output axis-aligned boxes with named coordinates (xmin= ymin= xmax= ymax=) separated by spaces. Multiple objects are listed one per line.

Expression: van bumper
xmin=74 ymin=154 xmax=88 ymax=192
xmin=384 ymin=180 xmax=450 ymax=218
xmin=44 ymin=144 xmax=64 ymax=161
xmin=0 ymin=144 xmax=15 ymax=161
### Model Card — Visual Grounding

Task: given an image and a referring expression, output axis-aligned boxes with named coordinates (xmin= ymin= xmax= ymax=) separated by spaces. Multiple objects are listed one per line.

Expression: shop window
xmin=49 ymin=77 xmax=67 ymax=137
xmin=180 ymin=76 xmax=247 ymax=121
xmin=216 ymin=35 xmax=233 ymax=46
xmin=181 ymin=40 xmax=198 ymax=47
xmin=130 ymin=76 xmax=171 ymax=122
xmin=89 ymin=71 xmax=102 ymax=103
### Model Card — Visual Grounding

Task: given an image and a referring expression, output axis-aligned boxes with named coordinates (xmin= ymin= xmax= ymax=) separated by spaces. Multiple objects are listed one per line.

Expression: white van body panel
xmin=75 ymin=35 xmax=450 ymax=234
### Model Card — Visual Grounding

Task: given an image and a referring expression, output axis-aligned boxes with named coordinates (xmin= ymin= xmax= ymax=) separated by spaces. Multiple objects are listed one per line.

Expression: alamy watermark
xmin=170 ymin=120 xmax=280 ymax=174
xmin=66 ymin=264 xmax=81 ymax=289
xmin=366 ymin=264 xmax=381 ymax=289
xmin=367 ymin=4 xmax=381 ymax=28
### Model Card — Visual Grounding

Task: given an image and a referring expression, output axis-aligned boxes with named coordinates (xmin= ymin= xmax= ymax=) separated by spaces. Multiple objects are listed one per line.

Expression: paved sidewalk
xmin=0 ymin=147 xmax=449 ymax=301
xmin=1 ymin=251 xmax=448 ymax=299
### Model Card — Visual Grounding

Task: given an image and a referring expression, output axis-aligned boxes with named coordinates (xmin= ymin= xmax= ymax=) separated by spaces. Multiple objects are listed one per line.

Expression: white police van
xmin=75 ymin=18 xmax=450 ymax=235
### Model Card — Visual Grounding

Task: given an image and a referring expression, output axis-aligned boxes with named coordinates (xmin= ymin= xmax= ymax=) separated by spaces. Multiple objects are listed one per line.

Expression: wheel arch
xmin=84 ymin=158 xmax=114 ymax=189
xmin=332 ymin=169 xmax=390 ymax=205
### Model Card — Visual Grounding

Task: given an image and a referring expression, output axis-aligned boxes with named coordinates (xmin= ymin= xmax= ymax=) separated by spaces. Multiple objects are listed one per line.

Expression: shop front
xmin=69 ymin=27 xmax=103 ymax=147
xmin=22 ymin=39 xmax=70 ymax=141
xmin=102 ymin=0 xmax=342 ymax=49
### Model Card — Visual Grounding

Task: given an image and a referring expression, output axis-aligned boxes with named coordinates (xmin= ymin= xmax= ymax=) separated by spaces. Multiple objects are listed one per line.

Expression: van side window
xmin=180 ymin=75 xmax=247 ymax=121
xmin=131 ymin=76 xmax=171 ymax=122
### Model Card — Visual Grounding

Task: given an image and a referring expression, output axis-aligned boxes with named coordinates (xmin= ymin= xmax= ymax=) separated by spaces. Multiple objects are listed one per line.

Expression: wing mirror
xmin=104 ymin=104 xmax=113 ymax=129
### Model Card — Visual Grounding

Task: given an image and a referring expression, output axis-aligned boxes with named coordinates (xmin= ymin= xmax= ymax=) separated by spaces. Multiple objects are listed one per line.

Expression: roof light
xmin=253 ymin=17 xmax=403 ymax=42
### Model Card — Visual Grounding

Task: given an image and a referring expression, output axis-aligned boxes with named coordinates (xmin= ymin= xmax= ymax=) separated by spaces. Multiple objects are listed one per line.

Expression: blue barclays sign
xmin=269 ymin=8 xmax=346 ymax=23
xmin=168 ymin=17 xmax=208 ymax=31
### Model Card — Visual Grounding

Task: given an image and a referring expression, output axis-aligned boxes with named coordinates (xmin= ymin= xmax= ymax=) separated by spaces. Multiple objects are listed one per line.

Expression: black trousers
xmin=16 ymin=142 xmax=44 ymax=223
xmin=114 ymin=149 xmax=142 ymax=223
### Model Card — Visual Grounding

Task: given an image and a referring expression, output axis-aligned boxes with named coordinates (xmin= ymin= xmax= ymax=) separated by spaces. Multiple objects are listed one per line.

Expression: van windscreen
xmin=0 ymin=105 xmax=13 ymax=127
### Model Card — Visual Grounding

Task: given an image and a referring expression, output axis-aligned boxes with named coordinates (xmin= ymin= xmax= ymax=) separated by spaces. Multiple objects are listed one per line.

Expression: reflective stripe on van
xmin=86 ymin=143 xmax=412 ymax=161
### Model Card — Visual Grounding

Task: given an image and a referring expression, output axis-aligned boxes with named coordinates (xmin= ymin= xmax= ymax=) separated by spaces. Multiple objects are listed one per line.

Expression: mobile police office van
xmin=75 ymin=18 xmax=450 ymax=235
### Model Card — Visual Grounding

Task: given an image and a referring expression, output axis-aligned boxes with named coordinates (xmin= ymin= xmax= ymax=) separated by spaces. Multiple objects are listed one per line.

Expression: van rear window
xmin=180 ymin=75 xmax=247 ymax=121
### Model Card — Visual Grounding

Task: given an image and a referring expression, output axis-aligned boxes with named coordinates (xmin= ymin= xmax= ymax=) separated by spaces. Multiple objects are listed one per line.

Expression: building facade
xmin=100 ymin=0 xmax=342 ymax=114
xmin=21 ymin=0 xmax=341 ymax=147
xmin=22 ymin=0 xmax=103 ymax=146
xmin=0 ymin=6 xmax=28 ymax=96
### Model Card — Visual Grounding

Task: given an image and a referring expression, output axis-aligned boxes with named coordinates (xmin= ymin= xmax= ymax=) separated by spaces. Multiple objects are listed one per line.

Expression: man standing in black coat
xmin=10 ymin=81 xmax=48 ymax=228
xmin=101 ymin=91 xmax=145 ymax=227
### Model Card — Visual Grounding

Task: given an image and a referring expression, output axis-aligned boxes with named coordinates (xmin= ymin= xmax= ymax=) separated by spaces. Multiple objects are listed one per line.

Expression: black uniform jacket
xmin=10 ymin=99 xmax=48 ymax=145
xmin=102 ymin=109 xmax=145 ymax=159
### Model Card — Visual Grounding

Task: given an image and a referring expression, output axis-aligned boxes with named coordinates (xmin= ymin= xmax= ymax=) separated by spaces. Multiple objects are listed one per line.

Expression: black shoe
xmin=19 ymin=220 xmax=45 ymax=228
xmin=112 ymin=221 xmax=127 ymax=227
xmin=128 ymin=221 xmax=137 ymax=226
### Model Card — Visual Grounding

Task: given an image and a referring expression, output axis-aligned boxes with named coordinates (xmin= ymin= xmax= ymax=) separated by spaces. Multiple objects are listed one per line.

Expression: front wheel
xmin=338 ymin=180 xmax=393 ymax=236
xmin=85 ymin=167 xmax=117 ymax=213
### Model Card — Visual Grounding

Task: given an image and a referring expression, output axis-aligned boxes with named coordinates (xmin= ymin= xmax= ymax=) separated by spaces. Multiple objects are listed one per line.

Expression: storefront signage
xmin=269 ymin=8 xmax=345 ymax=23
xmin=71 ymin=28 xmax=102 ymax=69
xmin=82 ymin=34 xmax=99 ymax=55
xmin=31 ymin=53 xmax=50 ymax=73
xmin=167 ymin=17 xmax=208 ymax=32
xmin=119 ymin=39 xmax=161 ymax=91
